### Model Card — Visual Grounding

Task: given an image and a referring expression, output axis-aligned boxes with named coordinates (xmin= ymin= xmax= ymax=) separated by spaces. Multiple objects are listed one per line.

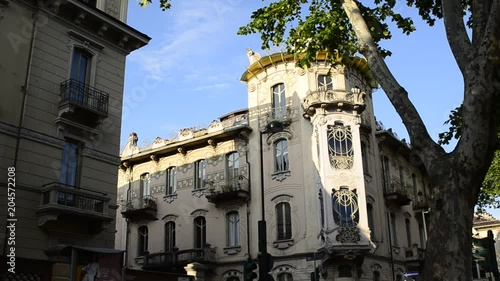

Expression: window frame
xmin=272 ymin=83 xmax=287 ymax=119
xmin=226 ymin=152 xmax=240 ymax=188
xmin=140 ymin=173 xmax=151 ymax=198
xmin=164 ymin=221 xmax=176 ymax=252
xmin=194 ymin=216 xmax=207 ymax=248
xmin=166 ymin=167 xmax=177 ymax=195
xmin=276 ymin=202 xmax=292 ymax=240
xmin=226 ymin=211 xmax=240 ymax=247
xmin=138 ymin=225 xmax=149 ymax=256
xmin=60 ymin=140 xmax=81 ymax=187
xmin=274 ymin=139 xmax=289 ymax=173
xmin=317 ymin=74 xmax=334 ymax=90
xmin=194 ymin=160 xmax=207 ymax=190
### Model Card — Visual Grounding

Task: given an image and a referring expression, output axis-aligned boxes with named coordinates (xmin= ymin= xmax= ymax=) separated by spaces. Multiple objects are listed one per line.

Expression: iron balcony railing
xmin=40 ymin=182 xmax=109 ymax=214
xmin=59 ymin=78 xmax=109 ymax=116
xmin=143 ymin=248 xmax=216 ymax=268
xmin=121 ymin=195 xmax=157 ymax=212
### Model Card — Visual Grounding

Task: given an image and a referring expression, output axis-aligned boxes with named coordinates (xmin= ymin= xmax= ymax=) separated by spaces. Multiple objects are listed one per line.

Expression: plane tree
xmin=144 ymin=0 xmax=500 ymax=279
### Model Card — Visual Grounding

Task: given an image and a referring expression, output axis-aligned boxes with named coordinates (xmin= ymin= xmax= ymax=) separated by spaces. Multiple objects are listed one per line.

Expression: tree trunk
xmin=423 ymin=167 xmax=476 ymax=281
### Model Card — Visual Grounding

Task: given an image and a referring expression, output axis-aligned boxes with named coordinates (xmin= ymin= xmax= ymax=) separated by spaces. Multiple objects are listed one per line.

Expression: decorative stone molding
xmin=122 ymin=132 xmax=139 ymax=156
xmin=192 ymin=189 xmax=207 ymax=198
xmin=271 ymin=194 xmax=293 ymax=203
xmin=272 ymin=264 xmax=296 ymax=275
xmin=266 ymin=130 xmax=293 ymax=145
xmin=272 ymin=239 xmax=294 ymax=249
xmin=191 ymin=209 xmax=208 ymax=217
xmin=223 ymin=246 xmax=242 ymax=255
xmin=152 ymin=136 xmax=167 ymax=149
xmin=83 ymin=148 xmax=121 ymax=165
xmin=297 ymin=68 xmax=306 ymax=76
xmin=163 ymin=194 xmax=178 ymax=203
xmin=178 ymin=128 xmax=194 ymax=141
xmin=207 ymin=120 xmax=223 ymax=133
xmin=248 ymin=83 xmax=256 ymax=92
xmin=151 ymin=185 xmax=165 ymax=194
xmin=162 ymin=214 xmax=178 ymax=222
xmin=271 ymin=171 xmax=291 ymax=182
xmin=222 ymin=269 xmax=242 ymax=280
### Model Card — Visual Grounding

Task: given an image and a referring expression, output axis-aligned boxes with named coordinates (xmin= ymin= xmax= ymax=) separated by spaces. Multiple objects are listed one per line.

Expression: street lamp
xmin=258 ymin=120 xmax=285 ymax=281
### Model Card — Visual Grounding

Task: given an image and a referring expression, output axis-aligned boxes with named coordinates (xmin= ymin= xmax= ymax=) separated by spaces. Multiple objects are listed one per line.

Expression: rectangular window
xmin=275 ymin=140 xmax=289 ymax=172
xmin=405 ymin=218 xmax=412 ymax=247
xmin=318 ymin=74 xmax=333 ymax=90
xmin=165 ymin=222 xmax=176 ymax=252
xmin=194 ymin=217 xmax=206 ymax=248
xmin=194 ymin=160 xmax=207 ymax=189
xmin=60 ymin=141 xmax=80 ymax=187
xmin=272 ymin=83 xmax=286 ymax=119
xmin=166 ymin=167 xmax=177 ymax=195
xmin=399 ymin=165 xmax=405 ymax=189
xmin=227 ymin=212 xmax=240 ymax=246
xmin=367 ymin=203 xmax=375 ymax=240
xmin=226 ymin=152 xmax=239 ymax=188
xmin=276 ymin=202 xmax=292 ymax=240
xmin=140 ymin=173 xmax=151 ymax=198
xmin=383 ymin=156 xmax=391 ymax=190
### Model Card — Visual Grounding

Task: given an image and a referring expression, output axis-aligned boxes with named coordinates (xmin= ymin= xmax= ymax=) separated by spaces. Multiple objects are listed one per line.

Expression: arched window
xmin=367 ymin=203 xmax=375 ymax=240
xmin=227 ymin=212 xmax=240 ymax=246
xmin=277 ymin=273 xmax=293 ymax=281
xmin=227 ymin=152 xmax=240 ymax=188
xmin=194 ymin=216 xmax=206 ymax=248
xmin=164 ymin=221 xmax=176 ymax=252
xmin=276 ymin=202 xmax=292 ymax=240
xmin=274 ymin=140 xmax=289 ymax=172
xmin=332 ymin=187 xmax=359 ymax=227
xmin=272 ymin=83 xmax=286 ymax=119
xmin=138 ymin=225 xmax=148 ymax=256
xmin=373 ymin=271 xmax=380 ymax=281
xmin=361 ymin=142 xmax=369 ymax=173
xmin=194 ymin=160 xmax=207 ymax=189
xmin=327 ymin=123 xmax=354 ymax=169
xmin=318 ymin=74 xmax=333 ymax=90
xmin=140 ymin=173 xmax=151 ymax=198
xmin=166 ymin=167 xmax=177 ymax=195
xmin=405 ymin=218 xmax=412 ymax=247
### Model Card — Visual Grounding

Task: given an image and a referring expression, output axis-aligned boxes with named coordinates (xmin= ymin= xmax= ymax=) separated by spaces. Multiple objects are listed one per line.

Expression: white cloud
xmin=193 ymin=83 xmax=230 ymax=91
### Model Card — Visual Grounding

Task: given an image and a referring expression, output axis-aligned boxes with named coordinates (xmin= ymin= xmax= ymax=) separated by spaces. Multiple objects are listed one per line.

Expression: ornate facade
xmin=0 ymin=0 xmax=149 ymax=280
xmin=116 ymin=52 xmax=432 ymax=281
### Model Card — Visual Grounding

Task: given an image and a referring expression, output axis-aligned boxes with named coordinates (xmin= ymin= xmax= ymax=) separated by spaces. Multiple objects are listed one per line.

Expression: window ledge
xmin=163 ymin=193 xmax=178 ymax=203
xmin=223 ymin=245 xmax=242 ymax=255
xmin=192 ymin=188 xmax=207 ymax=198
xmin=271 ymin=171 xmax=291 ymax=182
xmin=134 ymin=256 xmax=144 ymax=265
xmin=273 ymin=239 xmax=294 ymax=249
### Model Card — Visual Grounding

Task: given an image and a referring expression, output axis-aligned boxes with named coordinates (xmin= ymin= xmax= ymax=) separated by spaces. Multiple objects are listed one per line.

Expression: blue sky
xmin=120 ymin=0 xmax=498 ymax=218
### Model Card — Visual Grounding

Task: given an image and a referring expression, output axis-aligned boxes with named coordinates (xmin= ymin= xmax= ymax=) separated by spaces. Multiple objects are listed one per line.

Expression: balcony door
xmin=70 ymin=48 xmax=91 ymax=104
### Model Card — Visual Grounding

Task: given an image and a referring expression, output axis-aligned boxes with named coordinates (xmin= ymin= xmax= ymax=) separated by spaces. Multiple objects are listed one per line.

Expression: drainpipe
xmin=3 ymin=3 xmax=40 ymax=256
xmin=241 ymin=131 xmax=252 ymax=256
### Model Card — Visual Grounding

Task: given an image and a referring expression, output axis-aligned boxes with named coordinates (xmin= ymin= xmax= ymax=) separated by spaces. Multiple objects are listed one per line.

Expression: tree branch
xmin=472 ymin=0 xmax=492 ymax=48
xmin=341 ymin=0 xmax=444 ymax=165
xmin=441 ymin=0 xmax=473 ymax=73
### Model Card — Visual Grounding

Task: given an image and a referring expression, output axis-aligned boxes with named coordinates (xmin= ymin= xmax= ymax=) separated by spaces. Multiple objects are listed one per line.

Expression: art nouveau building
xmin=116 ymin=51 xmax=431 ymax=281
xmin=0 ymin=0 xmax=149 ymax=280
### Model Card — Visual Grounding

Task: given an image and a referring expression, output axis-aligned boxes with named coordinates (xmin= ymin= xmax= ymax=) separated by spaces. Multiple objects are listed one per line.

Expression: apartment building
xmin=0 ymin=0 xmax=149 ymax=280
xmin=115 ymin=51 xmax=431 ymax=281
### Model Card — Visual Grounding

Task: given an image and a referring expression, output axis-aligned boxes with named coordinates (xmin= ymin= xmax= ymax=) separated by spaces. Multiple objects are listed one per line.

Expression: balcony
xmin=36 ymin=182 xmax=113 ymax=233
xmin=58 ymin=79 xmax=109 ymax=127
xmin=384 ymin=178 xmax=412 ymax=206
xmin=413 ymin=196 xmax=431 ymax=212
xmin=121 ymin=195 xmax=158 ymax=221
xmin=143 ymin=248 xmax=217 ymax=271
xmin=405 ymin=245 xmax=425 ymax=270
xmin=303 ymin=88 xmax=366 ymax=118
xmin=262 ymin=106 xmax=292 ymax=128
xmin=205 ymin=176 xmax=250 ymax=207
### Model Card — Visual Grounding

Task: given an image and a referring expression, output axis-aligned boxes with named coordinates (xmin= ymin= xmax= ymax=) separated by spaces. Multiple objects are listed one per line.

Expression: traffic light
xmin=244 ymin=257 xmax=258 ymax=281
xmin=472 ymin=230 xmax=499 ymax=279
xmin=258 ymin=253 xmax=274 ymax=281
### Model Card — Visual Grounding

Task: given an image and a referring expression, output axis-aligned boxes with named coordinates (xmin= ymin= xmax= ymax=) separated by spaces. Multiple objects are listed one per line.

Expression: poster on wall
xmin=72 ymin=246 xmax=124 ymax=281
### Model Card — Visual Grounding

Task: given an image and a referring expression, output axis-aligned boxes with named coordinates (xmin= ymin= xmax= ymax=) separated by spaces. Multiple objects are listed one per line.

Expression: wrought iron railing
xmin=40 ymin=182 xmax=109 ymax=214
xmin=205 ymin=175 xmax=249 ymax=195
xmin=121 ymin=195 xmax=157 ymax=212
xmin=59 ymin=79 xmax=109 ymax=115
xmin=303 ymin=88 xmax=366 ymax=110
xmin=144 ymin=252 xmax=176 ymax=267
xmin=385 ymin=177 xmax=411 ymax=197
xmin=176 ymin=248 xmax=216 ymax=263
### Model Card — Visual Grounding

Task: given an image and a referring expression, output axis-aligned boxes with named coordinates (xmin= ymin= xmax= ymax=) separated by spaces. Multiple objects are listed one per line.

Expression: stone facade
xmin=115 ymin=52 xmax=433 ymax=281
xmin=0 ymin=0 xmax=149 ymax=280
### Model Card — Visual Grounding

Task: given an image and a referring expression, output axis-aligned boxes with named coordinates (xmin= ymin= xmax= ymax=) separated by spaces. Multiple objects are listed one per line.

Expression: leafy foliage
xmin=439 ymin=106 xmax=500 ymax=211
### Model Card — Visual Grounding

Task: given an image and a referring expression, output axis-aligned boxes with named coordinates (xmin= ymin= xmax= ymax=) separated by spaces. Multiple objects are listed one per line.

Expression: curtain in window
xmin=272 ymin=84 xmax=286 ymax=119
xmin=60 ymin=141 xmax=79 ymax=187
xmin=227 ymin=212 xmax=240 ymax=246
xmin=138 ymin=226 xmax=148 ymax=256
xmin=194 ymin=216 xmax=206 ymax=248
xmin=166 ymin=167 xmax=177 ymax=195
xmin=275 ymin=140 xmax=289 ymax=172
xmin=195 ymin=160 xmax=207 ymax=189
xmin=227 ymin=152 xmax=240 ymax=188
xmin=140 ymin=173 xmax=150 ymax=198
